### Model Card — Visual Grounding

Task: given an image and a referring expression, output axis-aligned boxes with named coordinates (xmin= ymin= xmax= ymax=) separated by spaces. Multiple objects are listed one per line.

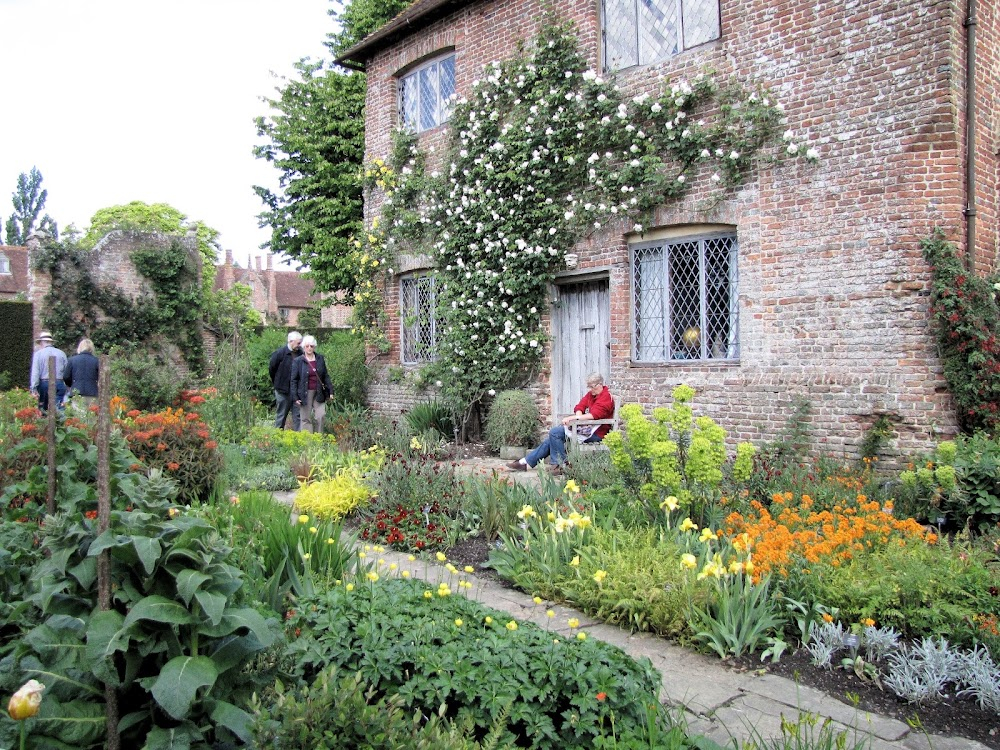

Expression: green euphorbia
xmin=355 ymin=20 xmax=817 ymax=419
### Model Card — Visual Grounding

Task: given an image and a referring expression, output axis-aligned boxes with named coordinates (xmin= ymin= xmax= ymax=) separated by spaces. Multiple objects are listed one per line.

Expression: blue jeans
xmin=525 ymin=424 xmax=601 ymax=467
xmin=274 ymin=390 xmax=300 ymax=430
xmin=37 ymin=379 xmax=66 ymax=413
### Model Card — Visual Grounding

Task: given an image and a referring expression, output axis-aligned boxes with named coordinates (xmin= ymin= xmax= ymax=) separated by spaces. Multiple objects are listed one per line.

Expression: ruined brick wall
xmin=359 ymin=0 xmax=992 ymax=460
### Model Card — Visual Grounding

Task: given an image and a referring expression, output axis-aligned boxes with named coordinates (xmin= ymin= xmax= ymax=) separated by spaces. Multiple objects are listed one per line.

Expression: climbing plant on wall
xmin=34 ymin=237 xmax=206 ymax=374
xmin=353 ymin=20 xmax=818 ymax=422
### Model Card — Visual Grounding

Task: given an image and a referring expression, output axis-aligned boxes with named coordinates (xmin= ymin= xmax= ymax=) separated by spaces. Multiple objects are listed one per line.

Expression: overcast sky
xmin=0 ymin=0 xmax=337 ymax=268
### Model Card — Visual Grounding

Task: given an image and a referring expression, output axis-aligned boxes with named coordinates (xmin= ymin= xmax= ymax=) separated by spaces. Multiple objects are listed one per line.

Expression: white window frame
xmin=0 ymin=254 xmax=9 ymax=275
xmin=400 ymin=273 xmax=439 ymax=364
xmin=602 ymin=0 xmax=720 ymax=71
xmin=399 ymin=52 xmax=456 ymax=134
xmin=630 ymin=232 xmax=739 ymax=363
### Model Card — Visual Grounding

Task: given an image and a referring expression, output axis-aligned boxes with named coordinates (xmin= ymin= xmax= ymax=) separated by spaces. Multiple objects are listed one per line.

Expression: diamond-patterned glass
xmin=682 ymin=0 xmax=719 ymax=48
xmin=633 ymin=245 xmax=666 ymax=361
xmin=603 ymin=0 xmax=719 ymax=71
xmin=398 ymin=54 xmax=455 ymax=133
xmin=401 ymin=275 xmax=438 ymax=363
xmin=631 ymin=234 xmax=738 ymax=362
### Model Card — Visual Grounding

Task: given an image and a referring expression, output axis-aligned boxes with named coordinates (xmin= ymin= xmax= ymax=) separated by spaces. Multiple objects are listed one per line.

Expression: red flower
xmin=167 ymin=462 xmax=180 ymax=471
xmin=84 ymin=510 xmax=98 ymax=520
xmin=596 ymin=692 xmax=607 ymax=702
xmin=204 ymin=440 xmax=218 ymax=450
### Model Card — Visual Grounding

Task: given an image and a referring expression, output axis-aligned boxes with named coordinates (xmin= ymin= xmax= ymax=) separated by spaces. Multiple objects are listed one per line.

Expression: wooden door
xmin=552 ymin=279 xmax=611 ymax=416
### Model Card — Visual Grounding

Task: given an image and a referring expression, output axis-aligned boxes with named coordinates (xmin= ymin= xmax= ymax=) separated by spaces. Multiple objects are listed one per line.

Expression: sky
xmin=0 ymin=0 xmax=338 ymax=268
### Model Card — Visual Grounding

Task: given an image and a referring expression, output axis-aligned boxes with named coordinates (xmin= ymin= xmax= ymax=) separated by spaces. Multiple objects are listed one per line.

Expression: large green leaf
xmin=207 ymin=698 xmax=254 ymax=743
xmin=149 ymin=655 xmax=218 ymax=720
xmin=34 ymin=695 xmax=106 ymax=747
xmin=86 ymin=608 xmax=129 ymax=662
xmin=142 ymin=722 xmax=202 ymax=750
xmin=193 ymin=590 xmax=226 ymax=626
xmin=122 ymin=595 xmax=194 ymax=629
xmin=197 ymin=607 xmax=277 ymax=646
xmin=173 ymin=569 xmax=210 ymax=606
xmin=131 ymin=535 xmax=163 ymax=574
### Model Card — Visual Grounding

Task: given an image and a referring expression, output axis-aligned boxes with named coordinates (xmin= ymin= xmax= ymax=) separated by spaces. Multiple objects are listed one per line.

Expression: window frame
xmin=0 ymin=253 xmax=9 ymax=275
xmin=398 ymin=52 xmax=457 ymax=134
xmin=630 ymin=231 xmax=740 ymax=364
xmin=399 ymin=272 xmax=439 ymax=364
xmin=601 ymin=0 xmax=720 ymax=72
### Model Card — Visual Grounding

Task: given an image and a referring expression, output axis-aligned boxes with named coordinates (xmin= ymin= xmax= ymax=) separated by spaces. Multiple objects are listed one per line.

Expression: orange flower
xmin=596 ymin=692 xmax=607 ymax=702
xmin=166 ymin=462 xmax=180 ymax=471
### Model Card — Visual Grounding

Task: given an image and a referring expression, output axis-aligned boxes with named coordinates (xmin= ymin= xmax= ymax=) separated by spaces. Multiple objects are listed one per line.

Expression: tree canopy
xmin=253 ymin=0 xmax=411 ymax=296
xmin=5 ymin=166 xmax=57 ymax=244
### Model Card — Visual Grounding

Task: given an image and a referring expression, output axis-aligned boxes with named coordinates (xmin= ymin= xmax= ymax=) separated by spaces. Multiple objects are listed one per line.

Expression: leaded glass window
xmin=632 ymin=233 xmax=738 ymax=362
xmin=399 ymin=53 xmax=456 ymax=133
xmin=400 ymin=274 xmax=439 ymax=363
xmin=603 ymin=0 xmax=720 ymax=71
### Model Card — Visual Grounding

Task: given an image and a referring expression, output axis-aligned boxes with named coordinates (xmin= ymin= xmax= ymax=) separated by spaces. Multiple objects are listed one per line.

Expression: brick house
xmin=214 ymin=249 xmax=352 ymax=328
xmin=0 ymin=245 xmax=30 ymax=300
xmin=336 ymin=0 xmax=998 ymax=459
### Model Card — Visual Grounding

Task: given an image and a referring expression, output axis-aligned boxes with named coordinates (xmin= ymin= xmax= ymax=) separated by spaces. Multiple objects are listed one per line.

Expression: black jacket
xmin=289 ymin=354 xmax=334 ymax=405
xmin=268 ymin=345 xmax=302 ymax=394
xmin=64 ymin=352 xmax=100 ymax=397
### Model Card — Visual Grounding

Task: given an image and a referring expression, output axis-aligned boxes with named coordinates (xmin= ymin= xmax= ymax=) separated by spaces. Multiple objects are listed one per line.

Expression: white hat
xmin=36 ymin=331 xmax=54 ymax=343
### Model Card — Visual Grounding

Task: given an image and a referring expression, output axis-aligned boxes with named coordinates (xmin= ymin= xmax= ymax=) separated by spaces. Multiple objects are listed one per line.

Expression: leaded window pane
xmin=603 ymin=0 xmax=719 ymax=71
xmin=631 ymin=234 xmax=738 ymax=362
xmin=401 ymin=275 xmax=438 ymax=363
xmin=399 ymin=54 xmax=456 ymax=134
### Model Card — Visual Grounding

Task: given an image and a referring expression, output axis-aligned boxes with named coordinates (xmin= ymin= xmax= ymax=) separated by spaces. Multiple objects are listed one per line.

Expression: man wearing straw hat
xmin=29 ymin=331 xmax=68 ymax=413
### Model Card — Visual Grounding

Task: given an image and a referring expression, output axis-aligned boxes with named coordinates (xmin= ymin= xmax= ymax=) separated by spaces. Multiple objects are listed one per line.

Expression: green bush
xmin=109 ymin=344 xmax=191 ymax=411
xmin=246 ymin=327 xmax=290 ymax=406
xmin=805 ymin=535 xmax=1000 ymax=648
xmin=405 ymin=399 xmax=455 ymax=440
xmin=251 ymin=667 xmax=502 ymax=749
xmin=483 ymin=390 xmax=539 ymax=452
xmin=284 ymin=578 xmax=670 ymax=749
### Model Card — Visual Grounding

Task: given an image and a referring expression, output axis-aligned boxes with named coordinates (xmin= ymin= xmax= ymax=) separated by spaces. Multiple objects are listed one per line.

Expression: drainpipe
xmin=964 ymin=0 xmax=977 ymax=270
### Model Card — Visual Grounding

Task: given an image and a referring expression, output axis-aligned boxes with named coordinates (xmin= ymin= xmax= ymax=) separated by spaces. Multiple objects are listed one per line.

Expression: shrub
xmin=117 ymin=405 xmax=224 ymax=504
xmin=284 ymin=577 xmax=669 ymax=749
xmin=246 ymin=327 xmax=289 ymax=406
xmin=483 ymin=389 xmax=539 ymax=451
xmin=108 ymin=344 xmax=191 ymax=411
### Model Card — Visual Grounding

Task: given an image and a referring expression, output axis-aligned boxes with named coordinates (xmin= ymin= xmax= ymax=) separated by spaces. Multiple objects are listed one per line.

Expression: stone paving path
xmin=275 ymin=457 xmax=991 ymax=749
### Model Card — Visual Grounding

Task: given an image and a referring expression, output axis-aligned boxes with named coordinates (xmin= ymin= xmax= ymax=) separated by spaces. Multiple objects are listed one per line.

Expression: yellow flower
xmin=577 ymin=515 xmax=592 ymax=529
xmin=168 ymin=507 xmax=180 ymax=518
xmin=593 ymin=570 xmax=608 ymax=584
xmin=862 ymin=618 xmax=876 ymax=627
xmin=680 ymin=553 xmax=697 ymax=569
xmin=423 ymin=590 xmax=433 ymax=599
xmin=436 ymin=552 xmax=447 ymax=562
xmin=455 ymin=619 xmax=464 ymax=627
xmin=547 ymin=610 xmax=555 ymax=619
xmin=402 ymin=570 xmax=411 ymax=578
xmin=389 ymin=563 xmax=398 ymax=571
xmin=326 ymin=538 xmax=335 ymax=545
xmin=568 ymin=618 xmax=580 ymax=629
xmin=297 ymin=514 xmax=309 ymax=524
xmin=679 ymin=517 xmax=698 ymax=532
xmin=660 ymin=495 xmax=679 ymax=512
xmin=728 ymin=560 xmax=744 ymax=575
xmin=547 ymin=511 xmax=556 ymax=522
xmin=533 ymin=596 xmax=543 ymax=605
xmin=437 ymin=586 xmax=451 ymax=597
xmin=517 ymin=505 xmax=536 ymax=520
xmin=699 ymin=528 xmax=718 ymax=543
xmin=506 ymin=621 xmax=518 ymax=631
xmin=408 ymin=555 xmax=416 ymax=562
xmin=570 ymin=556 xmax=580 ymax=567
xmin=745 ymin=559 xmax=755 ymax=575
xmin=410 ymin=437 xmax=422 ymax=450
xmin=564 ymin=479 xmax=580 ymax=494
xmin=309 ymin=527 xmax=318 ymax=534
xmin=358 ymin=552 xmax=367 ymax=559
xmin=346 ymin=583 xmax=355 ymax=592
xmin=577 ymin=632 xmax=587 ymax=641
xmin=822 ymin=613 xmax=834 ymax=623
xmin=485 ymin=616 xmax=493 ymax=625
xmin=7 ymin=680 xmax=44 ymax=720
xmin=554 ymin=518 xmax=568 ymax=534
xmin=464 ymin=566 xmax=474 ymax=574
xmin=446 ymin=563 xmax=458 ymax=574
xmin=301 ymin=553 xmax=311 ymax=561
xmin=366 ymin=572 xmax=379 ymax=582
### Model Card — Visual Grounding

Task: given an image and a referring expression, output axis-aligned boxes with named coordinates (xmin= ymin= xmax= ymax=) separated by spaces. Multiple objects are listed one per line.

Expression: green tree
xmin=254 ymin=62 xmax=366 ymax=296
xmin=253 ymin=0 xmax=411 ymax=296
xmin=5 ymin=166 xmax=57 ymax=244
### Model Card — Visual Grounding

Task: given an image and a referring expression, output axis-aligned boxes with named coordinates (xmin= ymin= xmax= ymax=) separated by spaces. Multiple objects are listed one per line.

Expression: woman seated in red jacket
xmin=508 ymin=373 xmax=614 ymax=473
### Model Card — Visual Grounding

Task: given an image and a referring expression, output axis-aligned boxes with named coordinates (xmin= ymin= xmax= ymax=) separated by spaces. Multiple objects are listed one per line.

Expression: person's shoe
xmin=547 ymin=463 xmax=564 ymax=476
xmin=507 ymin=460 xmax=528 ymax=472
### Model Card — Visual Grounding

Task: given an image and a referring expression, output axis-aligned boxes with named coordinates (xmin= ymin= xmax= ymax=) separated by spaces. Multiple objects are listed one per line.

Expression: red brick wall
xmin=359 ymin=0 xmax=998 ymax=460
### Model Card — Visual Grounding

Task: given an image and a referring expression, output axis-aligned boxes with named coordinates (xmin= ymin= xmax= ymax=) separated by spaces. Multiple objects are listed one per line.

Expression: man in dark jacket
xmin=268 ymin=331 xmax=302 ymax=429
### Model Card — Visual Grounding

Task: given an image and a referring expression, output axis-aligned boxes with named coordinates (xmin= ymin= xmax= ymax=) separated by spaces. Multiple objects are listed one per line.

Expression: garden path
xmin=273 ymin=457 xmax=992 ymax=750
